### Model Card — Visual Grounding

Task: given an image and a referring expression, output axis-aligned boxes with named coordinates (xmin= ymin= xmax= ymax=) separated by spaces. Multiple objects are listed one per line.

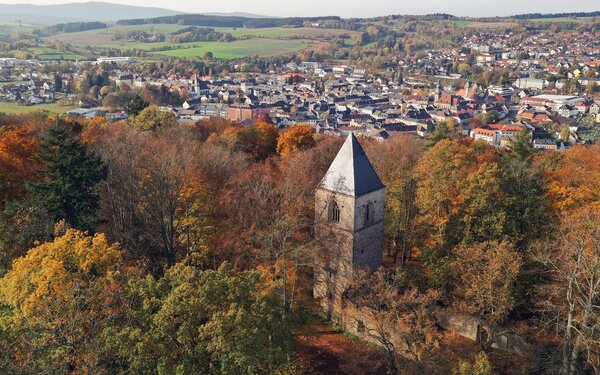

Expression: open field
xmin=446 ymin=20 xmax=520 ymax=29
xmin=26 ymin=45 xmax=87 ymax=60
xmin=0 ymin=102 xmax=77 ymax=114
xmin=526 ymin=17 xmax=593 ymax=23
xmin=466 ymin=21 xmax=519 ymax=29
xmin=215 ymin=26 xmax=357 ymax=39
xmin=0 ymin=22 xmax=41 ymax=36
xmin=154 ymin=39 xmax=310 ymax=59
xmin=2 ymin=44 xmax=88 ymax=60
xmin=446 ymin=17 xmax=595 ymax=28
xmin=43 ymin=24 xmax=358 ymax=59
xmin=36 ymin=52 xmax=87 ymax=61
xmin=49 ymin=25 xmax=357 ymax=47
xmin=44 ymin=25 xmax=189 ymax=47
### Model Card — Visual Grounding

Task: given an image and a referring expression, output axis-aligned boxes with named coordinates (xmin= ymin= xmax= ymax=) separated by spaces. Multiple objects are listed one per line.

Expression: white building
xmin=515 ymin=78 xmax=546 ymax=90
xmin=97 ymin=57 xmax=134 ymax=64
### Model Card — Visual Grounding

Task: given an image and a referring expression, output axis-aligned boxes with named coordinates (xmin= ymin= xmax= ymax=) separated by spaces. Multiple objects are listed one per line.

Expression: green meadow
xmin=154 ymin=39 xmax=309 ymax=59
xmin=26 ymin=45 xmax=87 ymax=60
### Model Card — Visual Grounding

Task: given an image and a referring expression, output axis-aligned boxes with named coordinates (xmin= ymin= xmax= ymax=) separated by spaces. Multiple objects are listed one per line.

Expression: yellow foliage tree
xmin=452 ymin=352 xmax=497 ymax=375
xmin=0 ymin=230 xmax=130 ymax=373
xmin=414 ymin=140 xmax=479 ymax=250
xmin=129 ymin=105 xmax=177 ymax=131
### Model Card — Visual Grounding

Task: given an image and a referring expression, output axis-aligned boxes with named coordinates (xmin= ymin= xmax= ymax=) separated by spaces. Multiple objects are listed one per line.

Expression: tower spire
xmin=320 ymin=133 xmax=384 ymax=197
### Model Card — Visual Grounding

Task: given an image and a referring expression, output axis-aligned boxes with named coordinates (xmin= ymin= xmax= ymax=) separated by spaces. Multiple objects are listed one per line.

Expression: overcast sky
xmin=2 ymin=0 xmax=599 ymax=18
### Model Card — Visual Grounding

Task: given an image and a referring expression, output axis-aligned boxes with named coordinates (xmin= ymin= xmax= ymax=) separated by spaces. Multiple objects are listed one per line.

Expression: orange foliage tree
xmin=276 ymin=124 xmax=316 ymax=158
xmin=236 ymin=120 xmax=279 ymax=161
xmin=0 ymin=126 xmax=40 ymax=205
xmin=546 ymin=144 xmax=600 ymax=212
xmin=364 ymin=134 xmax=424 ymax=264
xmin=219 ymin=136 xmax=342 ymax=314
xmin=83 ymin=123 xmax=216 ymax=272
xmin=448 ymin=241 xmax=522 ymax=329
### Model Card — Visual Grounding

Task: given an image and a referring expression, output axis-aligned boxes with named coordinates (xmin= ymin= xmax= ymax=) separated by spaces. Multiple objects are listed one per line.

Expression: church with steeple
xmin=313 ymin=133 xmax=385 ymax=319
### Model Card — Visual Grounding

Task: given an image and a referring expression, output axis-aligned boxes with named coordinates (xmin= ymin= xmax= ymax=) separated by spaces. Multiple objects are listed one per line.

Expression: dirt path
xmin=295 ymin=321 xmax=533 ymax=375
xmin=295 ymin=323 xmax=391 ymax=375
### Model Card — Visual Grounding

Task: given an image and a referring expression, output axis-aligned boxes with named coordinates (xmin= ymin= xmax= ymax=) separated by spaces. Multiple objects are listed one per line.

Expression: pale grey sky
xmin=2 ymin=0 xmax=599 ymax=18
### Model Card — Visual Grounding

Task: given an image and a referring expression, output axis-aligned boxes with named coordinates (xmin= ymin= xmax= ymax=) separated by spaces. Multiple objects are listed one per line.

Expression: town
xmin=0 ymin=4 xmax=599 ymax=375
xmin=1 ymin=24 xmax=599 ymax=149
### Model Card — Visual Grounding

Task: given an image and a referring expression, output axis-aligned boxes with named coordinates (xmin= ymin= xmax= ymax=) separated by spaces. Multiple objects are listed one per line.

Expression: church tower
xmin=434 ymin=79 xmax=443 ymax=102
xmin=313 ymin=133 xmax=385 ymax=319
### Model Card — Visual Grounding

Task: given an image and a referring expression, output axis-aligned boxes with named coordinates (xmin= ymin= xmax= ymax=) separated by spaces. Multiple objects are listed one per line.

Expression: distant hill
xmin=0 ymin=2 xmax=183 ymax=24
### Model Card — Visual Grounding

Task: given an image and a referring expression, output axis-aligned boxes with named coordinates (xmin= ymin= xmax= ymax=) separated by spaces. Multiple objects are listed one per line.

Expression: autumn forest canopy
xmin=0 ymin=110 xmax=599 ymax=374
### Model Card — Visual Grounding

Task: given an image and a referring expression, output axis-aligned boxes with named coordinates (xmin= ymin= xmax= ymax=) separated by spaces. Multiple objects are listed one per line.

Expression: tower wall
xmin=353 ymin=189 xmax=385 ymax=273
xmin=314 ymin=188 xmax=355 ymax=318
xmin=313 ymin=187 xmax=385 ymax=320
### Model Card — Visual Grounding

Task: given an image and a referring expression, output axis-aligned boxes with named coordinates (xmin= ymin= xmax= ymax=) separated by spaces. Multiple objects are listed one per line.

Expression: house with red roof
xmin=472 ymin=124 xmax=529 ymax=147
xmin=472 ymin=128 xmax=497 ymax=145
xmin=520 ymin=111 xmax=553 ymax=125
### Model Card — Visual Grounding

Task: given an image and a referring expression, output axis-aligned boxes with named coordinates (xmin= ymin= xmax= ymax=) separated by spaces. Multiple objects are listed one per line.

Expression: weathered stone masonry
xmin=313 ymin=133 xmax=385 ymax=321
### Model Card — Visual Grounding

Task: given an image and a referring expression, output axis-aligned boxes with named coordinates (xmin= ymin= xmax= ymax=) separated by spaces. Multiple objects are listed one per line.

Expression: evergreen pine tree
xmin=124 ymin=95 xmax=149 ymax=117
xmin=506 ymin=127 xmax=535 ymax=163
xmin=427 ymin=121 xmax=455 ymax=148
xmin=500 ymin=129 xmax=551 ymax=251
xmin=29 ymin=122 xmax=106 ymax=231
xmin=54 ymin=74 xmax=63 ymax=92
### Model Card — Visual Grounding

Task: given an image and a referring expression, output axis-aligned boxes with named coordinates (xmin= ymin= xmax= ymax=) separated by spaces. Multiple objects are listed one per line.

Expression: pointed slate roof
xmin=320 ymin=133 xmax=384 ymax=197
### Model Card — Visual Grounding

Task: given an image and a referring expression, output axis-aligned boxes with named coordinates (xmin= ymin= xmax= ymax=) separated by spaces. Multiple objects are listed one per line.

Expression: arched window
xmin=364 ymin=202 xmax=374 ymax=225
xmin=357 ymin=320 xmax=366 ymax=333
xmin=328 ymin=201 xmax=340 ymax=223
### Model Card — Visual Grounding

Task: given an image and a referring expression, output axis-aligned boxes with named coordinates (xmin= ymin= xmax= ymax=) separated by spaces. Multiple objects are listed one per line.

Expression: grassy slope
xmin=43 ymin=24 xmax=357 ymax=59
xmin=0 ymin=22 xmax=41 ymax=35
xmin=26 ymin=45 xmax=86 ymax=60
xmin=0 ymin=102 xmax=78 ymax=114
xmin=50 ymin=25 xmax=356 ymax=46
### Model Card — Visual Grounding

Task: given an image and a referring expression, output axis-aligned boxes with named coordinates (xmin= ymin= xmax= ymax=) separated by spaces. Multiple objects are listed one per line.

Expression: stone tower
xmin=313 ymin=133 xmax=385 ymax=319
xmin=434 ymin=79 xmax=443 ymax=102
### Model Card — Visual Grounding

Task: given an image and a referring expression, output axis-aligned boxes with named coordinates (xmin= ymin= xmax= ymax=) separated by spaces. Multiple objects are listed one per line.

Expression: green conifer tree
xmin=124 ymin=95 xmax=149 ymax=117
xmin=29 ymin=122 xmax=106 ymax=231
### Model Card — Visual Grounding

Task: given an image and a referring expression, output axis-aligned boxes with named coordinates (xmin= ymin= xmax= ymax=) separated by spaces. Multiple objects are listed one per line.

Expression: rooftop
xmin=319 ymin=133 xmax=384 ymax=197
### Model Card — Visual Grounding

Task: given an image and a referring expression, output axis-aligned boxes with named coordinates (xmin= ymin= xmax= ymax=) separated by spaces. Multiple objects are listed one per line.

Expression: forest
xmin=40 ymin=22 xmax=108 ymax=35
xmin=0 ymin=107 xmax=598 ymax=374
xmin=166 ymin=27 xmax=235 ymax=44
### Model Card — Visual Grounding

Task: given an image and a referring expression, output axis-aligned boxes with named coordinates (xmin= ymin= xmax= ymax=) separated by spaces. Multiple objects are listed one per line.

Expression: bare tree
xmin=224 ymin=160 xmax=314 ymax=317
xmin=347 ymin=270 xmax=442 ymax=374
xmin=448 ymin=241 xmax=523 ymax=349
xmin=533 ymin=207 xmax=600 ymax=375
xmin=363 ymin=135 xmax=423 ymax=266
xmin=87 ymin=124 xmax=215 ymax=272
